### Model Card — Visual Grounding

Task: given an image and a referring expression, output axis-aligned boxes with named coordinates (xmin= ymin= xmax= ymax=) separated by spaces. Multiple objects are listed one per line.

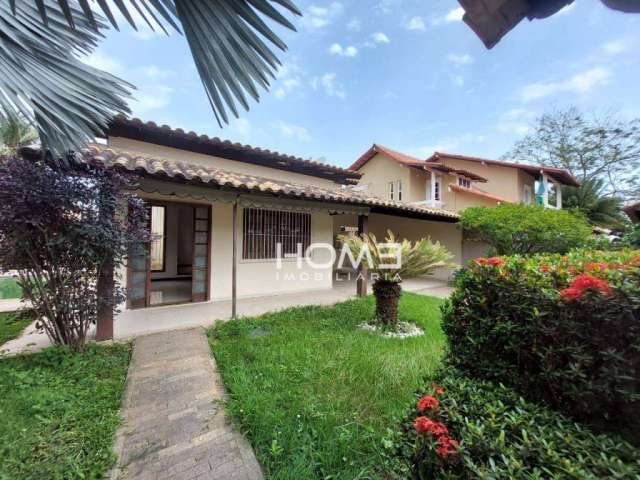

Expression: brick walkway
xmin=111 ymin=328 xmax=263 ymax=480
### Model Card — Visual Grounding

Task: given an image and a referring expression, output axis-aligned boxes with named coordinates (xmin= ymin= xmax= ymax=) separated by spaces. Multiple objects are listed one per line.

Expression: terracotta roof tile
xmin=448 ymin=183 xmax=511 ymax=203
xmin=349 ymin=144 xmax=424 ymax=171
xmin=78 ymin=144 xmax=459 ymax=222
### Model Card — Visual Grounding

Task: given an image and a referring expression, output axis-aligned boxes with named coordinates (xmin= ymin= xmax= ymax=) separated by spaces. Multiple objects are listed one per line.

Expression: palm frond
xmin=9 ymin=0 xmax=301 ymax=136
xmin=0 ymin=0 xmax=133 ymax=155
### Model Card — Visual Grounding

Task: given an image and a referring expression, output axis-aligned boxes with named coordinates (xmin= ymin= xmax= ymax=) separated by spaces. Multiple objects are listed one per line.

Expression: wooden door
xmin=192 ymin=206 xmax=211 ymax=302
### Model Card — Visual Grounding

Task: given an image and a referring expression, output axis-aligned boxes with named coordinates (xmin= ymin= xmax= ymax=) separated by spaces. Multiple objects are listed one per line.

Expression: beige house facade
xmin=83 ymin=117 xmax=462 ymax=339
xmin=349 ymin=144 xmax=579 ymax=214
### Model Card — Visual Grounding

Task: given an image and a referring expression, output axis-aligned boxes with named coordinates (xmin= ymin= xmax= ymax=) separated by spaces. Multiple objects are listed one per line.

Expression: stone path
xmin=111 ymin=328 xmax=263 ymax=480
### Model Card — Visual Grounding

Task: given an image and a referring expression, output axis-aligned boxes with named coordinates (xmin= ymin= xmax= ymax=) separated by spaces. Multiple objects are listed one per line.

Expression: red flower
xmin=417 ymin=395 xmax=439 ymax=412
xmin=487 ymin=257 xmax=505 ymax=267
xmin=413 ymin=417 xmax=448 ymax=438
xmin=560 ymin=274 xmax=613 ymax=301
xmin=414 ymin=416 xmax=433 ymax=435
xmin=475 ymin=257 xmax=489 ymax=266
xmin=560 ymin=287 xmax=582 ymax=301
xmin=432 ymin=383 xmax=445 ymax=396
xmin=540 ymin=264 xmax=552 ymax=273
xmin=435 ymin=435 xmax=460 ymax=458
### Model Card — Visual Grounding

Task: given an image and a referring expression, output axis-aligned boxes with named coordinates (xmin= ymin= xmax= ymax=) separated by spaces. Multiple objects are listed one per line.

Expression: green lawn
xmin=0 ymin=311 xmax=34 ymax=346
xmin=208 ymin=293 xmax=446 ymax=480
xmin=0 ymin=276 xmax=22 ymax=299
xmin=0 ymin=344 xmax=131 ymax=479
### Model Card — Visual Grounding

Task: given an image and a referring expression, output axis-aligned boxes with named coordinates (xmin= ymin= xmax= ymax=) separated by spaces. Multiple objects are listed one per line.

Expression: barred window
xmin=242 ymin=208 xmax=311 ymax=260
xmin=458 ymin=177 xmax=471 ymax=189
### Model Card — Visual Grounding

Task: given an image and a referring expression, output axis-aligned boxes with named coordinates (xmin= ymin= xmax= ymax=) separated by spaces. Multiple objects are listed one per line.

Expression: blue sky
xmin=88 ymin=0 xmax=640 ymax=169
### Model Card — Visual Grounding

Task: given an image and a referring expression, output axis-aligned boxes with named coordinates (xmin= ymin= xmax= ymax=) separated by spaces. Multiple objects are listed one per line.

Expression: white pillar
xmin=556 ymin=182 xmax=562 ymax=209
xmin=430 ymin=171 xmax=436 ymax=203
xmin=541 ymin=171 xmax=549 ymax=208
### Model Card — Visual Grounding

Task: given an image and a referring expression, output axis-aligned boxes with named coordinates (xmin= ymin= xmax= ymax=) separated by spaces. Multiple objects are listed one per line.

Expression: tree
xmin=504 ymin=107 xmax=640 ymax=200
xmin=0 ymin=154 xmax=148 ymax=351
xmin=0 ymin=114 xmax=38 ymax=155
xmin=459 ymin=204 xmax=592 ymax=255
xmin=0 ymin=0 xmax=300 ymax=154
xmin=340 ymin=230 xmax=452 ymax=328
xmin=563 ymin=178 xmax=626 ymax=228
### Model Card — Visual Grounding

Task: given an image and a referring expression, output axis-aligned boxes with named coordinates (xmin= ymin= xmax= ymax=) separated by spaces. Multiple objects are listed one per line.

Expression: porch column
xmin=357 ymin=214 xmax=369 ymax=297
xmin=96 ymin=188 xmax=116 ymax=341
xmin=231 ymin=201 xmax=238 ymax=319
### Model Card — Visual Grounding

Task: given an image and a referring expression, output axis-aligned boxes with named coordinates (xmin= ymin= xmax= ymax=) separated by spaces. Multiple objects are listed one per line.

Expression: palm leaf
xmin=0 ymin=0 xmax=134 ymax=154
xmin=4 ymin=0 xmax=300 ymax=151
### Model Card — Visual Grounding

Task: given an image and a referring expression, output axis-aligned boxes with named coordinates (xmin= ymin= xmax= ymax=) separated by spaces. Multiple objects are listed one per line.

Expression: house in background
xmin=625 ymin=201 xmax=640 ymax=224
xmin=349 ymin=144 xmax=579 ymax=213
xmin=80 ymin=117 xmax=461 ymax=340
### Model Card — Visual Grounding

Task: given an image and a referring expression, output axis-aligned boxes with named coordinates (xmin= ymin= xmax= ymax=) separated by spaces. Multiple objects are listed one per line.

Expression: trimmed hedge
xmin=442 ymin=250 xmax=640 ymax=442
xmin=395 ymin=370 xmax=640 ymax=479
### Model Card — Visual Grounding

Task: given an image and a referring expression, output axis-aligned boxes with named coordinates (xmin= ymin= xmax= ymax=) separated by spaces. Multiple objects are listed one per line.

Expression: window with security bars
xmin=242 ymin=208 xmax=311 ymax=260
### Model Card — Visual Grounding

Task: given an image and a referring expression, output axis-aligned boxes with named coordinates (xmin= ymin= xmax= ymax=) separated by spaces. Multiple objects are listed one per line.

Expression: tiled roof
xmin=77 ymin=145 xmax=459 ymax=222
xmin=428 ymin=151 xmax=580 ymax=187
xmin=448 ymin=183 xmax=510 ymax=203
xmin=425 ymin=164 xmax=488 ymax=182
xmin=107 ymin=116 xmax=361 ymax=185
xmin=349 ymin=144 xmax=424 ymax=171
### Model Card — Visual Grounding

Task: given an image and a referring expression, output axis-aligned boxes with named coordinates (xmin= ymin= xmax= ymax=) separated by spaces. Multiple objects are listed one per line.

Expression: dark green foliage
xmin=208 ymin=293 xmax=446 ymax=480
xmin=622 ymin=224 xmax=640 ymax=248
xmin=0 ymin=155 xmax=148 ymax=350
xmin=442 ymin=250 xmax=640 ymax=442
xmin=0 ymin=343 xmax=131 ymax=479
xmin=395 ymin=370 xmax=640 ymax=479
xmin=0 ymin=277 xmax=21 ymax=299
xmin=0 ymin=310 xmax=34 ymax=346
xmin=459 ymin=203 xmax=591 ymax=255
xmin=563 ymin=178 xmax=626 ymax=228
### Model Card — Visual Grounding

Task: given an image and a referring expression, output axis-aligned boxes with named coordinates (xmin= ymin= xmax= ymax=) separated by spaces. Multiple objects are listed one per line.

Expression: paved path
xmin=0 ymin=298 xmax=31 ymax=313
xmin=111 ymin=328 xmax=263 ymax=480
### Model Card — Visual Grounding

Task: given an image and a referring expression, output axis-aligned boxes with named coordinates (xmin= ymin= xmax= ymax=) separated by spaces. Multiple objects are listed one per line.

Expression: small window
xmin=434 ymin=179 xmax=441 ymax=201
xmin=150 ymin=206 xmax=166 ymax=271
xmin=243 ymin=208 xmax=311 ymax=260
xmin=458 ymin=177 xmax=471 ymax=189
xmin=523 ymin=184 xmax=533 ymax=204
xmin=396 ymin=180 xmax=403 ymax=201
xmin=388 ymin=181 xmax=395 ymax=200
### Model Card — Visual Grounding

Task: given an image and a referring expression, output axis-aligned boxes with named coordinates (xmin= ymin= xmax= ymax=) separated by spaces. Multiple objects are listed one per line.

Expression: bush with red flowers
xmin=393 ymin=370 xmax=640 ymax=479
xmin=442 ymin=249 xmax=640 ymax=443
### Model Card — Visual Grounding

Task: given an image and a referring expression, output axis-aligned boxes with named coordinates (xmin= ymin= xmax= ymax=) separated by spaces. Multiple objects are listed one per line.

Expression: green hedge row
xmin=442 ymin=250 xmax=640 ymax=442
xmin=395 ymin=370 xmax=640 ymax=479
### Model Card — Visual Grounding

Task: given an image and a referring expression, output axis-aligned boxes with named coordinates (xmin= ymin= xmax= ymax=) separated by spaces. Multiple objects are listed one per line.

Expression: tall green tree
xmin=0 ymin=0 xmax=300 ymax=154
xmin=504 ymin=107 xmax=640 ymax=200
xmin=563 ymin=178 xmax=626 ymax=228
xmin=0 ymin=114 xmax=38 ymax=155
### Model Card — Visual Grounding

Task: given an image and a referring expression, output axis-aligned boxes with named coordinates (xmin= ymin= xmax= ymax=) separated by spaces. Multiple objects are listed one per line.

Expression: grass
xmin=0 ymin=276 xmax=22 ymax=299
xmin=0 ymin=311 xmax=35 ymax=346
xmin=0 ymin=343 xmax=131 ymax=479
xmin=208 ymin=292 xmax=446 ymax=480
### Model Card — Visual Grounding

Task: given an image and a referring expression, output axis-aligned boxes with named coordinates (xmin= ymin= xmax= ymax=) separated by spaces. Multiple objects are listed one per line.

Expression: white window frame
xmin=396 ymin=180 xmax=403 ymax=201
xmin=458 ymin=177 xmax=471 ymax=189
xmin=388 ymin=181 xmax=394 ymax=200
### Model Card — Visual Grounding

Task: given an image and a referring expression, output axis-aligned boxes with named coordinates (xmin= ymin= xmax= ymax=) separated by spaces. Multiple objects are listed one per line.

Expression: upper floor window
xmin=396 ymin=180 xmax=403 ymax=201
xmin=388 ymin=181 xmax=394 ymax=200
xmin=458 ymin=177 xmax=471 ymax=189
xmin=242 ymin=208 xmax=311 ymax=260
xmin=434 ymin=178 xmax=441 ymax=201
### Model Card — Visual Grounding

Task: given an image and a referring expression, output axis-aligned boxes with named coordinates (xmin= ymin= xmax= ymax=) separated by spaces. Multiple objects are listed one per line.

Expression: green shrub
xmin=459 ymin=203 xmax=592 ymax=255
xmin=395 ymin=370 xmax=640 ymax=479
xmin=442 ymin=250 xmax=640 ymax=442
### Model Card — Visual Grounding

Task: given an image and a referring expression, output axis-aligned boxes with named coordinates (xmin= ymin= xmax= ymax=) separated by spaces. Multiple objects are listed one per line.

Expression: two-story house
xmin=350 ymin=144 xmax=579 ymax=213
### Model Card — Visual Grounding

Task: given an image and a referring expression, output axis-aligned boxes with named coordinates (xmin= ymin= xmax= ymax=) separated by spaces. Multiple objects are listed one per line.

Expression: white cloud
xmin=411 ymin=133 xmax=487 ymax=158
xmin=229 ymin=118 xmax=252 ymax=139
xmin=407 ymin=16 xmax=426 ymax=31
xmin=371 ymin=32 xmax=390 ymax=44
xmin=347 ymin=19 xmax=361 ymax=31
xmin=136 ymin=65 xmax=174 ymax=79
xmin=447 ymin=53 xmax=473 ymax=65
xmin=375 ymin=0 xmax=401 ymax=15
xmin=301 ymin=2 xmax=343 ymax=29
xmin=602 ymin=39 xmax=629 ymax=55
xmin=311 ymin=72 xmax=346 ymax=99
xmin=130 ymin=85 xmax=173 ymax=115
xmin=445 ymin=7 xmax=465 ymax=22
xmin=496 ymin=109 xmax=535 ymax=136
xmin=273 ymin=61 xmax=303 ymax=100
xmin=450 ymin=74 xmax=465 ymax=87
xmin=557 ymin=2 xmax=576 ymax=15
xmin=272 ymin=121 xmax=312 ymax=142
xmin=430 ymin=7 xmax=465 ymax=26
xmin=329 ymin=43 xmax=358 ymax=57
xmin=519 ymin=67 xmax=611 ymax=102
xmin=83 ymin=51 xmax=124 ymax=75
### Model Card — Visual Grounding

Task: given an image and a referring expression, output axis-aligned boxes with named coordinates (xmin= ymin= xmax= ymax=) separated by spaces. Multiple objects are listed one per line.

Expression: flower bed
xmin=395 ymin=370 xmax=640 ymax=479
xmin=442 ymin=250 xmax=640 ymax=442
